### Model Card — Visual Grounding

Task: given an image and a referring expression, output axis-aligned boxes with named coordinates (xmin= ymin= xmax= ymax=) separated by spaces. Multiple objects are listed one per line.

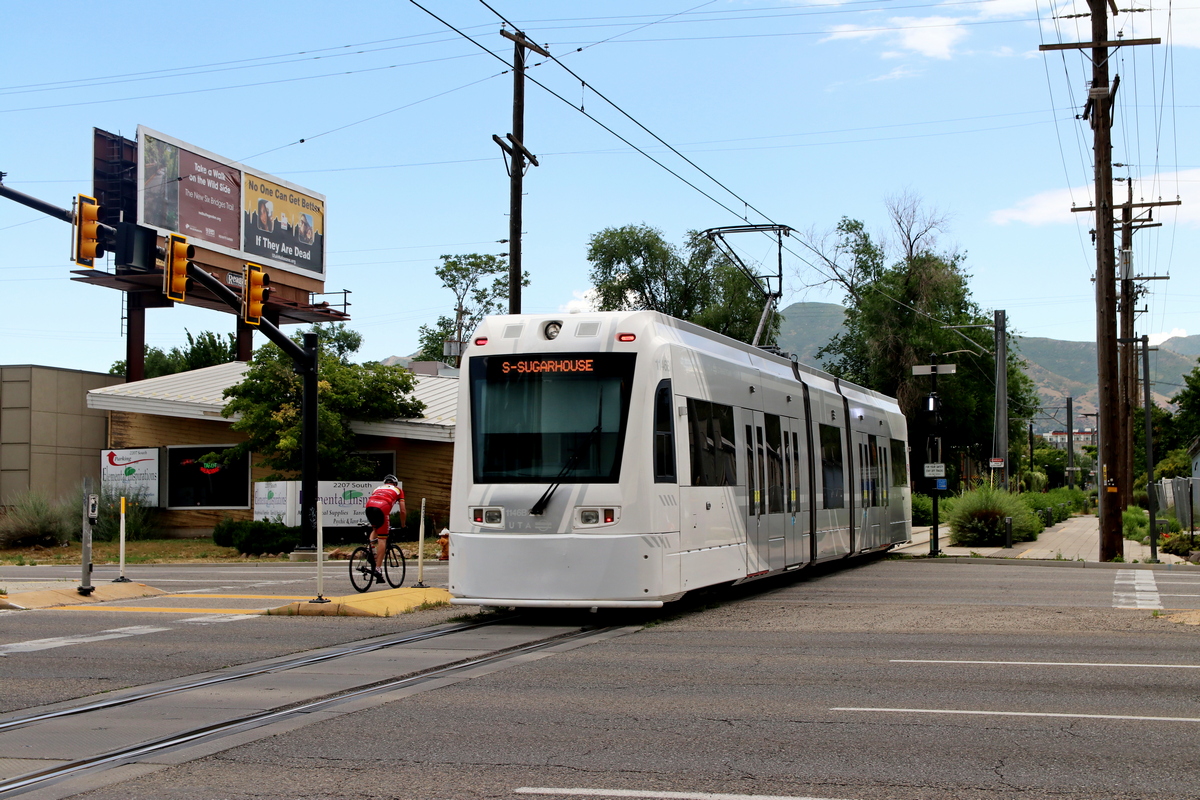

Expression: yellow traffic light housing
xmin=74 ymin=194 xmax=103 ymax=267
xmin=242 ymin=262 xmax=270 ymax=325
xmin=164 ymin=233 xmax=192 ymax=302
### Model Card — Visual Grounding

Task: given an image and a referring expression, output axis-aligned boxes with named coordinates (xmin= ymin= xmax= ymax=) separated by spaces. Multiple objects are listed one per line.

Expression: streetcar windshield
xmin=469 ymin=353 xmax=636 ymax=483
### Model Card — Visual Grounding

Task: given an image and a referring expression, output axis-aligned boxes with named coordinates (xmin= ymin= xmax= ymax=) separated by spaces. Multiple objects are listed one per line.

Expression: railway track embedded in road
xmin=0 ymin=618 xmax=619 ymax=798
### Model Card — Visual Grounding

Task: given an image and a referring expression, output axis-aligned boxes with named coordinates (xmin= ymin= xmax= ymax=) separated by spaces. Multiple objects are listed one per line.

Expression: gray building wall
xmin=0 ymin=366 xmax=124 ymax=505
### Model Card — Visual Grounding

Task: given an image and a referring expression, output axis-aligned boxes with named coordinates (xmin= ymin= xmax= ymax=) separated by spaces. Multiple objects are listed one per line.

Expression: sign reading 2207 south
xmin=100 ymin=449 xmax=160 ymax=507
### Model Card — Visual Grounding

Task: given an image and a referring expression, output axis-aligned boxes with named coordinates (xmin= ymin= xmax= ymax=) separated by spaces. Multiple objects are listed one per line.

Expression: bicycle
xmin=349 ymin=524 xmax=406 ymax=592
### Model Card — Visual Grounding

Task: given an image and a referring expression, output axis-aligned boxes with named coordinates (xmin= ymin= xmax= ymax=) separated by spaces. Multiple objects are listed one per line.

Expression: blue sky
xmin=2 ymin=0 xmax=1197 ymax=372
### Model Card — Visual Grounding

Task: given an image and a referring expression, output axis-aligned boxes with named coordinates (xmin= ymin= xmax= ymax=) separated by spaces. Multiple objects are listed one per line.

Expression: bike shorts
xmin=365 ymin=506 xmax=388 ymax=534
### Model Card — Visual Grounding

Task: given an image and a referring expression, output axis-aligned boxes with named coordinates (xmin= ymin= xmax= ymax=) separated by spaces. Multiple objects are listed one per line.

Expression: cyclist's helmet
xmin=383 ymin=474 xmax=399 ymax=486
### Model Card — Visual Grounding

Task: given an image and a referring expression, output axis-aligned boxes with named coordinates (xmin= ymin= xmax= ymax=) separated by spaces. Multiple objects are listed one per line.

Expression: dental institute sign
xmin=100 ymin=449 xmax=161 ymax=506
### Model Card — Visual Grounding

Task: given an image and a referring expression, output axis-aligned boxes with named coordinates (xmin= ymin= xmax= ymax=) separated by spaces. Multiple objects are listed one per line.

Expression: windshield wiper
xmin=530 ymin=424 xmax=601 ymax=516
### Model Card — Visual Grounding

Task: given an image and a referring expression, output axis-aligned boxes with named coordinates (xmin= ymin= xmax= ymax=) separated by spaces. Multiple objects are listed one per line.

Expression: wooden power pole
xmin=1041 ymin=3 xmax=1160 ymax=561
xmin=494 ymin=28 xmax=548 ymax=315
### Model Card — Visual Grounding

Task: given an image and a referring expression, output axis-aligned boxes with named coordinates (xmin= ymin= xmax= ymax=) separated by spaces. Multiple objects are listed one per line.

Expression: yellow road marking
xmin=169 ymin=594 xmax=312 ymax=600
xmin=47 ymin=606 xmax=262 ymax=614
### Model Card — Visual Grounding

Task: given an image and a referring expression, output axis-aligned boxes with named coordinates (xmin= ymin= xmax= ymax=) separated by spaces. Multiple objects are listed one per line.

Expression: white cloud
xmin=1149 ymin=328 xmax=1188 ymax=346
xmin=560 ymin=289 xmax=598 ymax=314
xmin=891 ymin=16 xmax=970 ymax=59
xmin=992 ymin=170 xmax=1200 ymax=227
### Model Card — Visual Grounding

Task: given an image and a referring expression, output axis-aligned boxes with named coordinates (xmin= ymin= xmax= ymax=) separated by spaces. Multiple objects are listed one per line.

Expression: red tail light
xmin=472 ymin=508 xmax=483 ymax=523
xmin=617 ymin=333 xmax=636 ymax=342
xmin=474 ymin=337 xmax=489 ymax=346
xmin=604 ymin=508 xmax=615 ymax=523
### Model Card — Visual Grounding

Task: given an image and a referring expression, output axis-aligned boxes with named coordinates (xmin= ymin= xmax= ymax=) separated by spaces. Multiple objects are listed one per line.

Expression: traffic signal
xmin=164 ymin=233 xmax=192 ymax=302
xmin=73 ymin=194 xmax=103 ymax=267
xmin=242 ymin=262 xmax=270 ymax=325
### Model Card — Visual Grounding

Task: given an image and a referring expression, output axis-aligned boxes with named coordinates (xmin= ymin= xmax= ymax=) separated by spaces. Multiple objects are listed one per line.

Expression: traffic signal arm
xmin=184 ymin=265 xmax=307 ymax=363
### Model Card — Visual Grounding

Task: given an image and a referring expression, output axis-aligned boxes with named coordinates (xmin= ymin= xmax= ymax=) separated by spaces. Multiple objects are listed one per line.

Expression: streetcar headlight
xmin=484 ymin=509 xmax=502 ymax=524
xmin=544 ymin=321 xmax=562 ymax=340
xmin=580 ymin=509 xmax=600 ymax=525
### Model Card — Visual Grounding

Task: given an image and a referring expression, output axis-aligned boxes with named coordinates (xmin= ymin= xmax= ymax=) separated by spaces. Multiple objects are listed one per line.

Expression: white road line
xmin=1113 ymin=569 xmax=1162 ymax=609
xmin=516 ymin=789 xmax=856 ymax=800
xmin=0 ymin=625 xmax=170 ymax=655
xmin=892 ymin=659 xmax=1200 ymax=668
xmin=176 ymin=614 xmax=254 ymax=624
xmin=832 ymin=707 xmax=1200 ymax=723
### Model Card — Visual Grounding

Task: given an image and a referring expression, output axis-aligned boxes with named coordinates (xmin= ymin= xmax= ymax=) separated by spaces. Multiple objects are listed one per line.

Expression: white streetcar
xmin=448 ymin=311 xmax=911 ymax=608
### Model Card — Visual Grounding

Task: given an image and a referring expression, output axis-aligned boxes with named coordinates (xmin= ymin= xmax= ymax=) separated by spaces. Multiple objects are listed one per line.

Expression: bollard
xmin=415 ymin=498 xmax=428 ymax=587
xmin=113 ymin=496 xmax=131 ymax=583
xmin=1005 ymin=516 xmax=1013 ymax=549
xmin=309 ymin=499 xmax=330 ymax=604
xmin=78 ymin=479 xmax=96 ymax=596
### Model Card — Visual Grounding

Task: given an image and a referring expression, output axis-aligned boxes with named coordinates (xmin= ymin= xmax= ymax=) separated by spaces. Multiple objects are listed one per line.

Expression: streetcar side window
xmin=687 ymin=399 xmax=736 ymax=486
xmin=890 ymin=438 xmax=909 ymax=486
xmin=765 ymin=414 xmax=784 ymax=514
xmin=653 ymin=380 xmax=676 ymax=483
xmin=819 ymin=423 xmax=845 ymax=509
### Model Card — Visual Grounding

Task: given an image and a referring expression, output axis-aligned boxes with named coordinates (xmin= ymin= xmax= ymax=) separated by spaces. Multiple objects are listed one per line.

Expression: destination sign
xmin=501 ymin=358 xmax=595 ymax=374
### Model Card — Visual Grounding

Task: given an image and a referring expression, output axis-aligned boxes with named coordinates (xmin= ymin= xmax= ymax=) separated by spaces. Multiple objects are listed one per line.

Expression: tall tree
xmin=587 ymin=224 xmax=779 ymax=345
xmin=414 ymin=253 xmax=528 ymax=366
xmin=805 ymin=196 xmax=1038 ymax=477
xmin=221 ymin=325 xmax=423 ymax=480
xmin=109 ymin=329 xmax=237 ymax=379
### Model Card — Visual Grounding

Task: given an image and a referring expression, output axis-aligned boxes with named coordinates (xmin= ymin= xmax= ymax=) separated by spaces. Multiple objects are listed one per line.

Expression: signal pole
xmin=494 ymin=28 xmax=548 ymax=315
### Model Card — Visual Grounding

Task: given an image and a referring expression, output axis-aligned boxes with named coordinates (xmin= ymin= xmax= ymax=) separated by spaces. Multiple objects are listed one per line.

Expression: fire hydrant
xmin=437 ymin=529 xmax=450 ymax=561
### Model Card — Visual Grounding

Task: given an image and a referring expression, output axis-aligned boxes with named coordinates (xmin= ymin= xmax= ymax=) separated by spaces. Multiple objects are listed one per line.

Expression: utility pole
xmin=994 ymin=310 xmax=1009 ymax=491
xmin=1118 ymin=180 xmax=1135 ymax=511
xmin=1067 ymin=396 xmax=1076 ymax=490
xmin=494 ymin=28 xmax=548 ymax=315
xmin=1040 ymin=4 xmax=1161 ymax=561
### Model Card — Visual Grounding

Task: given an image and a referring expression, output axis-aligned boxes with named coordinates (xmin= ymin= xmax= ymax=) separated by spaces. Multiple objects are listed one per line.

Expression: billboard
xmin=100 ymin=448 xmax=161 ymax=506
xmin=137 ymin=126 xmax=325 ymax=280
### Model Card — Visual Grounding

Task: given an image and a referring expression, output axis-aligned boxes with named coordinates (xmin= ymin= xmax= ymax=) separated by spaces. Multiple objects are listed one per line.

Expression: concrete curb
xmin=894 ymin=554 xmax=1200 ymax=571
xmin=0 ymin=582 xmax=167 ymax=610
xmin=264 ymin=587 xmax=453 ymax=617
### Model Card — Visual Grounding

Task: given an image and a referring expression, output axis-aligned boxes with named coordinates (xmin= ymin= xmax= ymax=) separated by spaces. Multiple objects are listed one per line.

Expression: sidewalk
xmin=894 ymin=514 xmax=1193 ymax=566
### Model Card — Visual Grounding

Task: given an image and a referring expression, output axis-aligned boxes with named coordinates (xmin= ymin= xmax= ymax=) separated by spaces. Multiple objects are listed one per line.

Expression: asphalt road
xmin=0 ymin=560 xmax=454 ymax=713
xmin=19 ymin=557 xmax=1200 ymax=800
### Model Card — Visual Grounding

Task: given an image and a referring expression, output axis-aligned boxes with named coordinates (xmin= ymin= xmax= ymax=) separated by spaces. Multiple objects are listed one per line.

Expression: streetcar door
xmin=785 ymin=419 xmax=811 ymax=567
xmin=742 ymin=410 xmax=768 ymax=575
xmin=763 ymin=413 xmax=786 ymax=571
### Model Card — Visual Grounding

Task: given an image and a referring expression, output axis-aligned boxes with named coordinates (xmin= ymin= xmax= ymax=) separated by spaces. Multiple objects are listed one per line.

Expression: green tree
xmin=586 ymin=224 xmax=780 ymax=345
xmin=220 ymin=324 xmax=423 ymax=480
xmin=414 ymin=253 xmax=528 ymax=367
xmin=805 ymin=195 xmax=1039 ymax=480
xmin=1169 ymin=360 xmax=1200 ymax=447
xmin=110 ymin=329 xmax=238 ymax=378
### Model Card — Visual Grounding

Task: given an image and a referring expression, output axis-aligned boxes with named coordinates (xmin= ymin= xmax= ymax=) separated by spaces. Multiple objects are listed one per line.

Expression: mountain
xmin=774 ymin=301 xmax=1197 ymax=430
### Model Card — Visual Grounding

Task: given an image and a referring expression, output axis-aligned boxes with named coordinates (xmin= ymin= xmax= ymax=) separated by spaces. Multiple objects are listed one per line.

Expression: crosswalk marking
xmin=1113 ymin=569 xmax=1162 ymax=609
xmin=0 ymin=625 xmax=170 ymax=655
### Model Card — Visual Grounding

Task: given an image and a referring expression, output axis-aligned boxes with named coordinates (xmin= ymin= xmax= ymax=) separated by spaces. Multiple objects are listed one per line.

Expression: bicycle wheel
xmin=384 ymin=544 xmax=406 ymax=588
xmin=348 ymin=546 xmax=376 ymax=593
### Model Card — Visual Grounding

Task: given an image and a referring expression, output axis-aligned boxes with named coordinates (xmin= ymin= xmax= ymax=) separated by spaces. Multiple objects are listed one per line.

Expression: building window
xmin=167 ymin=445 xmax=250 ymax=509
xmin=355 ymin=451 xmax=396 ymax=480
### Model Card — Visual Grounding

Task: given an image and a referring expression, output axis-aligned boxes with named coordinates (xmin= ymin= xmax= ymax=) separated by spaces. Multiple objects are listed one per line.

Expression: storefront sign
xmin=100 ymin=449 xmax=160 ymax=506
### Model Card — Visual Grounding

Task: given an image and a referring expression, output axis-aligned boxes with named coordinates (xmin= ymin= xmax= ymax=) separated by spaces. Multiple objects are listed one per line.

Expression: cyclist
xmin=363 ymin=475 xmax=406 ymax=581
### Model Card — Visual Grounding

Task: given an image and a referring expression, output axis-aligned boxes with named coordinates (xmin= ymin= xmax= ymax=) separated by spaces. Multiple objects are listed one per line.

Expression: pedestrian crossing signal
xmin=164 ymin=233 xmax=192 ymax=302
xmin=242 ymin=262 xmax=270 ymax=325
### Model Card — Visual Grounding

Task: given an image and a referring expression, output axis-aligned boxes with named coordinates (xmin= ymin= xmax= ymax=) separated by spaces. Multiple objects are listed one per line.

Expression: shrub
xmin=214 ymin=518 xmax=301 ymax=554
xmin=212 ymin=516 xmax=238 ymax=548
xmin=1161 ymin=531 xmax=1200 ymax=558
xmin=911 ymin=493 xmax=933 ymax=526
xmin=91 ymin=489 xmax=160 ymax=542
xmin=1123 ymin=507 xmax=1149 ymax=543
xmin=948 ymin=484 xmax=1042 ymax=547
xmin=0 ymin=491 xmax=72 ymax=548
